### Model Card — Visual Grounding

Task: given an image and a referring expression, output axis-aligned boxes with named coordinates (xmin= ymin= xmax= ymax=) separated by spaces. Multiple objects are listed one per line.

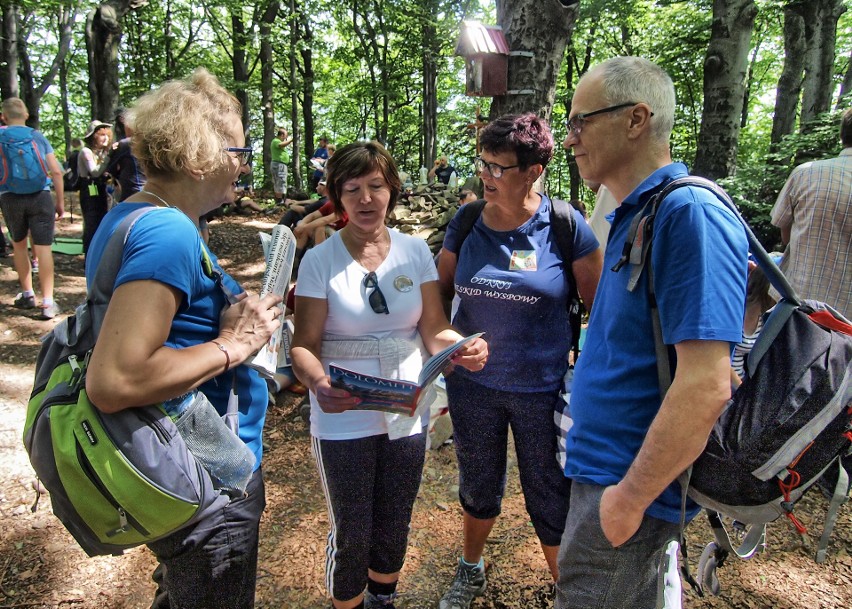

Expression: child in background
xmin=731 ymin=261 xmax=776 ymax=381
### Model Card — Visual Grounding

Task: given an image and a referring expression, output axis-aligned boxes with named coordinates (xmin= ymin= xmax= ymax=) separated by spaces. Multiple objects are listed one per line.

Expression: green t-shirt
xmin=270 ymin=138 xmax=290 ymax=164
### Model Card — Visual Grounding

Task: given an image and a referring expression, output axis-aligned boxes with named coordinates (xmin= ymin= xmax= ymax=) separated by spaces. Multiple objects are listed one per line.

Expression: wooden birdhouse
xmin=455 ymin=21 xmax=509 ymax=97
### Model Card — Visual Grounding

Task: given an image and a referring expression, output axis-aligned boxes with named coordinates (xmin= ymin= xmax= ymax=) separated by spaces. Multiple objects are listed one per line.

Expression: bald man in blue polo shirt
xmin=559 ymin=56 xmax=748 ymax=609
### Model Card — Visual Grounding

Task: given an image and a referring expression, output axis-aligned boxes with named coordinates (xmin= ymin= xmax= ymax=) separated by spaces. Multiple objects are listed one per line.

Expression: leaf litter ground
xmin=0 ymin=208 xmax=849 ymax=608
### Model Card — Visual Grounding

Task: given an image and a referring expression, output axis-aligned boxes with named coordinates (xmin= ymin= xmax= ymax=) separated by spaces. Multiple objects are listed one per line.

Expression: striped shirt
xmin=771 ymin=148 xmax=852 ymax=318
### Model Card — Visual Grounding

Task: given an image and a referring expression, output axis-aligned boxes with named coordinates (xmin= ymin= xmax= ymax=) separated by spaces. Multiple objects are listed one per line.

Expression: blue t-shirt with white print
xmin=443 ymin=194 xmax=599 ymax=392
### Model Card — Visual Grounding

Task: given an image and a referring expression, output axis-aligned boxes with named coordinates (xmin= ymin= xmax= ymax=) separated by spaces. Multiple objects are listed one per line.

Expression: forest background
xmin=2 ymin=0 xmax=851 ymax=249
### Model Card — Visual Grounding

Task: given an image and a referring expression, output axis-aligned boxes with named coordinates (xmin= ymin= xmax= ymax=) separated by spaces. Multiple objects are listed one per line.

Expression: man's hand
xmin=599 ymin=484 xmax=646 ymax=547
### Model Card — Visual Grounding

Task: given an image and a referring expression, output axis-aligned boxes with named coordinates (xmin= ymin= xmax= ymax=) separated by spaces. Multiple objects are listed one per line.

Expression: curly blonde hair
xmin=126 ymin=68 xmax=241 ymax=179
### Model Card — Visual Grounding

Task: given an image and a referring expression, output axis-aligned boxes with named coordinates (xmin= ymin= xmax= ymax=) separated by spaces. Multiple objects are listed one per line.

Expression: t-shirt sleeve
xmin=294 ymin=247 xmax=328 ymax=299
xmin=652 ymin=193 xmax=747 ymax=346
xmin=114 ymin=209 xmax=203 ymax=307
xmin=571 ymin=207 xmax=600 ymax=261
xmin=34 ymin=131 xmax=54 ymax=156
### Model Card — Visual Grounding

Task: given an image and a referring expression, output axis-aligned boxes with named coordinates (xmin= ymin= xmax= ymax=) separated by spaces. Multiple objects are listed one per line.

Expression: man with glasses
xmin=557 ymin=56 xmax=747 ymax=608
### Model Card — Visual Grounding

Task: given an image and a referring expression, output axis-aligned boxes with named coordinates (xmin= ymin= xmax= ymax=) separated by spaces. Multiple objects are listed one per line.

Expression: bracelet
xmin=210 ymin=340 xmax=231 ymax=373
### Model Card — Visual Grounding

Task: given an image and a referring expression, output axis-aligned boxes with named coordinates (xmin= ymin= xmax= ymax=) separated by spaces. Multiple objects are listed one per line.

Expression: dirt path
xmin=0 ymin=212 xmax=849 ymax=608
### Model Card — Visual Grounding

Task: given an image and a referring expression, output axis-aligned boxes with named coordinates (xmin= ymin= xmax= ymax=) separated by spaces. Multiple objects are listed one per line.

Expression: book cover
xmin=247 ymin=225 xmax=296 ymax=378
xmin=328 ymin=332 xmax=483 ymax=416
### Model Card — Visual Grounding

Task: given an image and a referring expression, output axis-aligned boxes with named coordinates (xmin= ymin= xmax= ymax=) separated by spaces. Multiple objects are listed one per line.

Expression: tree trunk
xmin=489 ymin=0 xmax=579 ymax=122
xmin=289 ymin=0 xmax=302 ymax=191
xmin=17 ymin=4 xmax=74 ymax=129
xmin=85 ymin=1 xmax=148 ymax=122
xmin=800 ymin=0 xmax=846 ymax=127
xmin=693 ymin=0 xmax=757 ymax=180
xmin=259 ymin=1 xmax=280 ymax=191
xmin=769 ymin=3 xmax=806 ymax=150
xmin=0 ymin=4 xmax=18 ymax=100
xmin=421 ymin=0 xmax=439 ymax=169
xmin=838 ymin=47 xmax=852 ymax=108
xmin=300 ymin=13 xmax=315 ymax=171
xmin=230 ymin=12 xmax=250 ymax=140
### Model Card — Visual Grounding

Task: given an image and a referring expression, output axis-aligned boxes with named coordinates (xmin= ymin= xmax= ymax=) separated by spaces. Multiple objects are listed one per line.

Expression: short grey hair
xmin=589 ymin=56 xmax=675 ymax=143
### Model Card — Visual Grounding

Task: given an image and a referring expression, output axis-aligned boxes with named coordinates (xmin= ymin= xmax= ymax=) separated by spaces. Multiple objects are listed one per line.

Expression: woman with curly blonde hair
xmin=85 ymin=68 xmax=282 ymax=609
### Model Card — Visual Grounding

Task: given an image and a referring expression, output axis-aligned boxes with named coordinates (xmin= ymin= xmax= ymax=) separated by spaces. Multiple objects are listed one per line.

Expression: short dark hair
xmin=479 ymin=113 xmax=554 ymax=169
xmin=841 ymin=107 xmax=852 ymax=147
xmin=325 ymin=141 xmax=402 ymax=217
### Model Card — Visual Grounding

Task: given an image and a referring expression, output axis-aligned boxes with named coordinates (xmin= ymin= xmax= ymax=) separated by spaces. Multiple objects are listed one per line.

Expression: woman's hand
xmin=312 ymin=376 xmax=362 ymax=414
xmin=217 ymin=292 xmax=283 ymax=364
xmin=449 ymin=336 xmax=488 ymax=373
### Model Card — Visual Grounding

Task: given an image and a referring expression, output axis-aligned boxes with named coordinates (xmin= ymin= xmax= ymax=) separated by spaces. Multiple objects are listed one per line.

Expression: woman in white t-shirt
xmin=291 ymin=141 xmax=488 ymax=609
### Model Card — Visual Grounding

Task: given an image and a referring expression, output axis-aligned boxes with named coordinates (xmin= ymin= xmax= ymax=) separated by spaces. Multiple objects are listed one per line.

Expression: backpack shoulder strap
xmin=88 ymin=206 xmax=157 ymax=337
xmin=549 ymin=198 xmax=577 ymax=275
xmin=452 ymin=198 xmax=486 ymax=249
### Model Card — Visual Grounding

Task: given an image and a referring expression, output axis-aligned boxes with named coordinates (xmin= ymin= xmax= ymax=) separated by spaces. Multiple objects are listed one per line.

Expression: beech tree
xmin=489 ymin=0 xmax=580 ymax=121
xmin=85 ymin=0 xmax=148 ymax=122
xmin=693 ymin=0 xmax=758 ymax=180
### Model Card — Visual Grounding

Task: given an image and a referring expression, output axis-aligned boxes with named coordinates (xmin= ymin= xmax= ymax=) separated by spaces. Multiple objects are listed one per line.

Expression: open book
xmin=328 ymin=332 xmax=483 ymax=416
xmin=247 ymin=225 xmax=296 ymax=378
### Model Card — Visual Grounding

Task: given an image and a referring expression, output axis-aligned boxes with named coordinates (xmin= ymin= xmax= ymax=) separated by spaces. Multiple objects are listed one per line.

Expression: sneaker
xmin=31 ymin=258 xmax=38 ymax=273
xmin=13 ymin=293 xmax=36 ymax=309
xmin=439 ymin=560 xmax=486 ymax=609
xmin=40 ymin=302 xmax=59 ymax=320
xmin=364 ymin=590 xmax=397 ymax=608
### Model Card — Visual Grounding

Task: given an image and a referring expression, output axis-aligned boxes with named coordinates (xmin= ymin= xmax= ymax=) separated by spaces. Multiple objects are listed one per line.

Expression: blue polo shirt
xmin=565 ymin=163 xmax=748 ymax=523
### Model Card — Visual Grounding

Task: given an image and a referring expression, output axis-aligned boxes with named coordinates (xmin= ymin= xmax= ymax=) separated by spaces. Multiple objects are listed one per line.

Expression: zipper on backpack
xmin=134 ymin=408 xmax=172 ymax=445
xmin=74 ymin=438 xmax=150 ymax=538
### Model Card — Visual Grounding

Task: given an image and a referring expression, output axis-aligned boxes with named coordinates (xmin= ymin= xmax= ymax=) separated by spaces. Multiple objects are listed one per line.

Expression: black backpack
xmin=63 ymin=149 xmax=80 ymax=192
xmin=452 ymin=197 xmax=583 ymax=359
xmin=619 ymin=176 xmax=852 ymax=595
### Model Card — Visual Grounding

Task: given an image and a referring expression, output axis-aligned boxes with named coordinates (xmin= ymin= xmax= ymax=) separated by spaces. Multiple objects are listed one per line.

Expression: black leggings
xmin=79 ymin=180 xmax=108 ymax=254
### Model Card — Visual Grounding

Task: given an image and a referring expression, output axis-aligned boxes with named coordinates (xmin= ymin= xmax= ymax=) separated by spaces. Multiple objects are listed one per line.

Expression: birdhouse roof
xmin=455 ymin=21 xmax=510 ymax=57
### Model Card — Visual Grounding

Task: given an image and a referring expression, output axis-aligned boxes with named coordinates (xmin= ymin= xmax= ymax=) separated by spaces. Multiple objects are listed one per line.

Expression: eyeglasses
xmin=225 ymin=147 xmax=253 ymax=166
xmin=363 ymin=271 xmax=389 ymax=314
xmin=473 ymin=156 xmax=520 ymax=179
xmin=566 ymin=102 xmax=645 ymax=136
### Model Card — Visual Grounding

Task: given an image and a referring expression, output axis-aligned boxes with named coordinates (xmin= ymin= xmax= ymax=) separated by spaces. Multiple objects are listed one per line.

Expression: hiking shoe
xmin=364 ymin=590 xmax=397 ymax=608
xmin=40 ymin=302 xmax=59 ymax=320
xmin=439 ymin=560 xmax=486 ymax=609
xmin=14 ymin=293 xmax=36 ymax=309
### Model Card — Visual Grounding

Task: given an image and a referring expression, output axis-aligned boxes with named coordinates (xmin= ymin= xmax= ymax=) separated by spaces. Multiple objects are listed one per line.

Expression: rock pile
xmin=389 ymin=182 xmax=462 ymax=255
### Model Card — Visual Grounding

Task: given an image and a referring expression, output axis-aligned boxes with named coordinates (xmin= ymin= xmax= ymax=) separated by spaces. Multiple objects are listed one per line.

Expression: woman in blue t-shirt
xmin=84 ymin=69 xmax=283 ymax=609
xmin=435 ymin=113 xmax=603 ymax=607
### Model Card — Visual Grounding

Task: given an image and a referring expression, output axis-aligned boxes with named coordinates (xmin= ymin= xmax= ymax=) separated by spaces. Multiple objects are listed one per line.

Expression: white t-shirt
xmin=296 ymin=229 xmax=438 ymax=440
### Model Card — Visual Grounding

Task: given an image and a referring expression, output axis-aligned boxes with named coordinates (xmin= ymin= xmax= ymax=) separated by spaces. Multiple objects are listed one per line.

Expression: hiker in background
xmin=105 ymin=109 xmax=146 ymax=202
xmin=77 ymin=119 xmax=112 ymax=254
xmin=429 ymin=155 xmax=455 ymax=185
xmin=290 ymin=141 xmax=488 ymax=609
xmin=270 ymin=127 xmax=293 ymax=205
xmin=0 ymin=96 xmax=65 ymax=319
xmin=435 ymin=113 xmax=601 ymax=609
xmin=731 ymin=261 xmax=775 ymax=381
xmin=277 ymin=179 xmax=328 ymax=229
xmin=83 ymin=68 xmax=283 ymax=609
xmin=457 ymin=188 xmax=478 ymax=205
xmin=583 ymin=179 xmax=619 ymax=249
xmin=557 ymin=56 xmax=747 ymax=609
xmin=309 ymin=136 xmax=330 ymax=192
xmin=770 ymin=107 xmax=852 ymax=320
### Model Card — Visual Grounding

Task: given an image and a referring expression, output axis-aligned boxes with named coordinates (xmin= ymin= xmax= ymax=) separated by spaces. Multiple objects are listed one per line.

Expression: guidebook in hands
xmin=328 ymin=332 xmax=484 ymax=416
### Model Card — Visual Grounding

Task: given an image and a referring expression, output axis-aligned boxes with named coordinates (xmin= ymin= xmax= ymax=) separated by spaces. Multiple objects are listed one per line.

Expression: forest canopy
xmin=3 ymin=0 xmax=851 ymax=246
